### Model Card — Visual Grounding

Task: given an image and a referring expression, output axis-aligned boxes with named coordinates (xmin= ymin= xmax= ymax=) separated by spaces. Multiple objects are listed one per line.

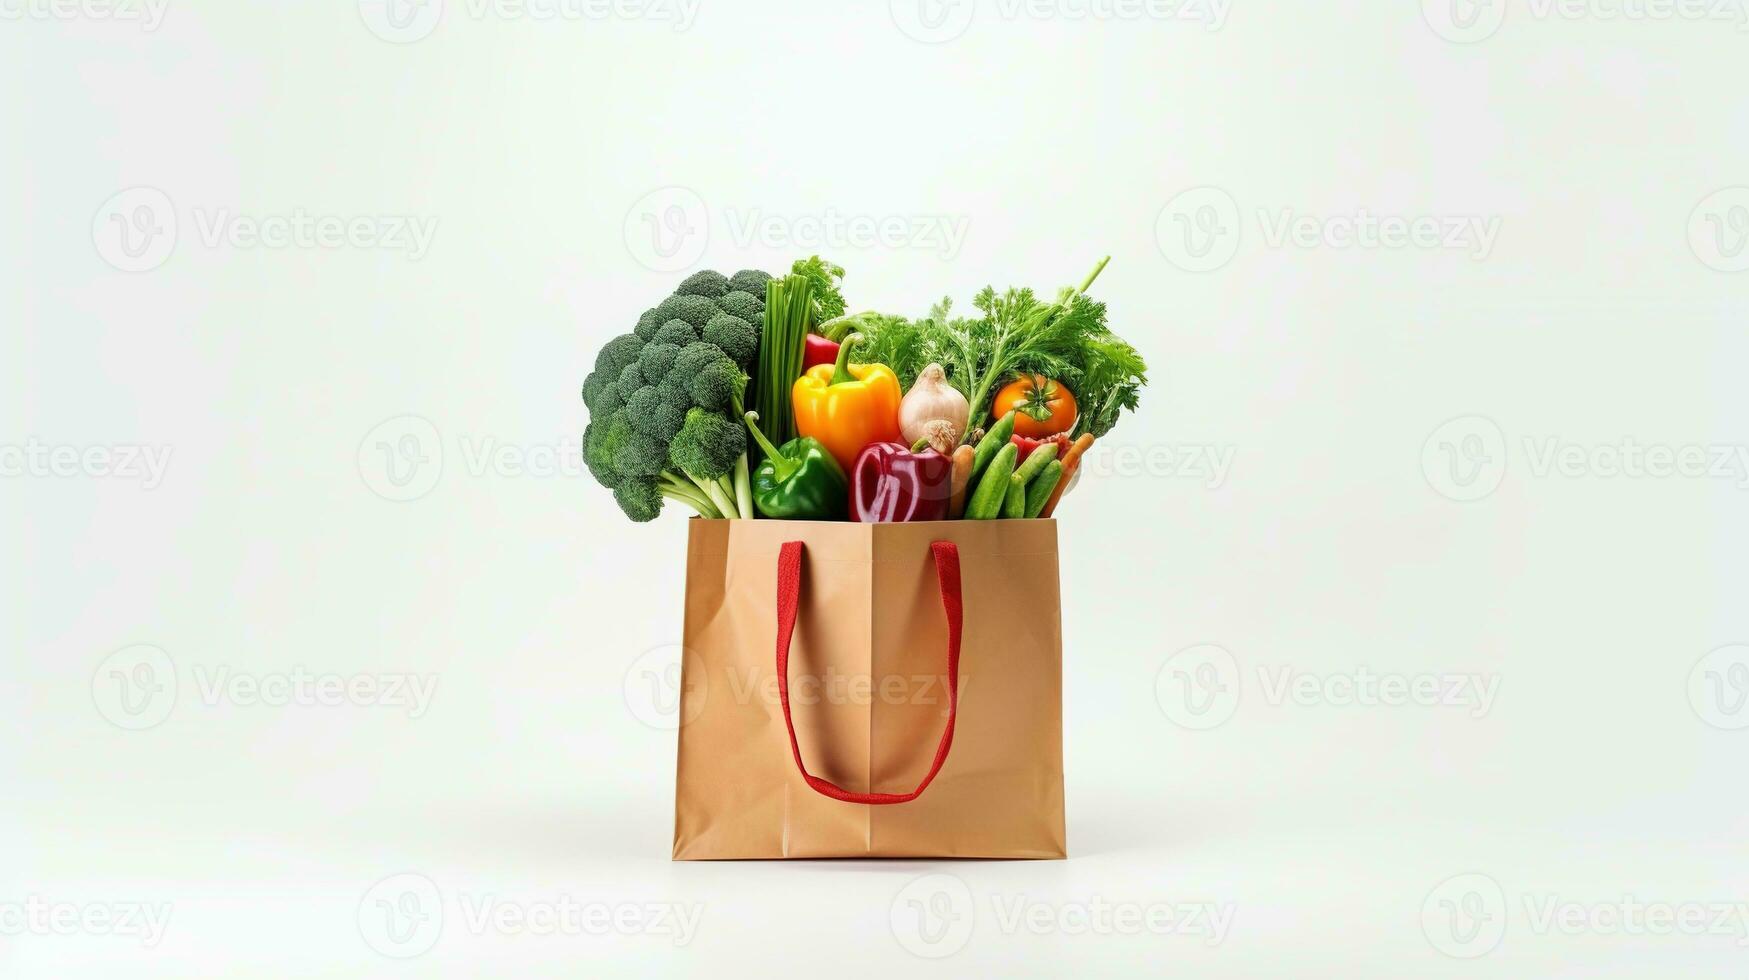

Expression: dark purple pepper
xmin=850 ymin=442 xmax=954 ymax=523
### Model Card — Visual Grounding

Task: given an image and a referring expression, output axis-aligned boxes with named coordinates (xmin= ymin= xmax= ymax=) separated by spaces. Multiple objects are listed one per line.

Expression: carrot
xmin=948 ymin=445 xmax=975 ymax=519
xmin=1038 ymin=433 xmax=1094 ymax=518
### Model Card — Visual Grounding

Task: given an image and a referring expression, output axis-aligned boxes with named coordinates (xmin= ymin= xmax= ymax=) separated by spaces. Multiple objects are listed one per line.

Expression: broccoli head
xmin=701 ymin=314 xmax=757 ymax=369
xmin=675 ymin=270 xmax=730 ymax=299
xmin=668 ymin=408 xmax=746 ymax=480
xmin=581 ymin=267 xmax=788 ymax=520
xmin=717 ymin=290 xmax=764 ymax=324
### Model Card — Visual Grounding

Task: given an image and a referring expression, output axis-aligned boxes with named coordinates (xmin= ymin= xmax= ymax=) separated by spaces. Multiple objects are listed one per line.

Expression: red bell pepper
xmin=850 ymin=442 xmax=953 ymax=523
xmin=803 ymin=333 xmax=841 ymax=370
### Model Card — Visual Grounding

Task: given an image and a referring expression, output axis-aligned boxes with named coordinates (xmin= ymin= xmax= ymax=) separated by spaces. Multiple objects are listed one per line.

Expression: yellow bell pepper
xmin=792 ymin=333 xmax=904 ymax=473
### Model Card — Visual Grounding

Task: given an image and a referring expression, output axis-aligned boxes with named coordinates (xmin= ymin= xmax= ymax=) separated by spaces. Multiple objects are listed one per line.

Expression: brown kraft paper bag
xmin=672 ymin=518 xmax=1066 ymax=860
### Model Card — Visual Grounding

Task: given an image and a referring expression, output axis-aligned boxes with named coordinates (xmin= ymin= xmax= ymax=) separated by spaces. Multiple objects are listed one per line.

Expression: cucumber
xmin=1011 ymin=442 xmax=1059 ymax=487
xmin=1024 ymin=460 xmax=1063 ymax=518
xmin=968 ymin=411 xmax=1017 ymax=485
xmin=1003 ymin=476 xmax=1026 ymax=518
xmin=965 ymin=442 xmax=1017 ymax=519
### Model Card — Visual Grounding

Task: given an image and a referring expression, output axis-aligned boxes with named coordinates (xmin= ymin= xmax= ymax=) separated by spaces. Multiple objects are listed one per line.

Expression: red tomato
xmin=993 ymin=376 xmax=1078 ymax=438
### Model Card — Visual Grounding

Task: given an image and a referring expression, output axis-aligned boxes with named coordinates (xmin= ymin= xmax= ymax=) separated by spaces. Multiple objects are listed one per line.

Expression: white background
xmin=5 ymin=0 xmax=1748 ymax=975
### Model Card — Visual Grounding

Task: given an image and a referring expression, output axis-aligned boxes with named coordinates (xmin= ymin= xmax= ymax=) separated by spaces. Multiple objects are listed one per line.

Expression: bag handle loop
xmin=774 ymin=539 xmax=963 ymax=805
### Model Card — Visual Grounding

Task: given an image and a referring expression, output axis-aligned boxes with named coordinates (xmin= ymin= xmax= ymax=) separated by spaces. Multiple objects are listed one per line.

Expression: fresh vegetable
xmin=803 ymin=333 xmax=840 ymax=370
xmin=899 ymin=362 xmax=971 ymax=449
xmin=948 ymin=445 xmax=975 ymax=519
xmin=1024 ymin=460 xmax=1063 ymax=518
xmin=969 ymin=410 xmax=1017 ymax=486
xmin=850 ymin=442 xmax=953 ymax=523
xmin=753 ymin=272 xmax=811 ymax=460
xmin=741 ymin=412 xmax=848 ymax=520
xmin=1039 ymin=433 xmax=1095 ymax=519
xmin=581 ymin=269 xmax=767 ymax=521
xmin=1002 ymin=477 xmax=1026 ymax=519
xmin=790 ymin=255 xmax=846 ymax=325
xmin=994 ymin=375 xmax=1077 ymax=438
xmin=964 ymin=442 xmax=1018 ymax=520
xmin=792 ymin=333 xmax=904 ymax=473
xmin=921 ymin=419 xmax=959 ymax=456
xmin=853 ymin=257 xmax=1147 ymax=436
xmin=1010 ymin=441 xmax=1059 ymax=487
xmin=1011 ymin=431 xmax=1071 ymax=466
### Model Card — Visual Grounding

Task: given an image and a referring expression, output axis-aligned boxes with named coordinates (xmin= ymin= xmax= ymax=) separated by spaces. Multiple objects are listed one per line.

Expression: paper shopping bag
xmin=672 ymin=518 xmax=1066 ymax=859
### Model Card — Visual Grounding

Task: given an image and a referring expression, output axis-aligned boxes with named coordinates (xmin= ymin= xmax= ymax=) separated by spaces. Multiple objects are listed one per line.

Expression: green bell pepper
xmin=742 ymin=412 xmax=848 ymax=520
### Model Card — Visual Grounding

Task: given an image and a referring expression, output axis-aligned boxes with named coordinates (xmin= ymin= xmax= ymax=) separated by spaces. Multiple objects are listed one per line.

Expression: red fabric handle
xmin=775 ymin=539 xmax=963 ymax=805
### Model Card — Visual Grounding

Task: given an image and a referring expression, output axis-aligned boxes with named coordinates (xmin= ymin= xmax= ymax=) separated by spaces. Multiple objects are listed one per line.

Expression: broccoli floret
xmin=613 ymin=478 xmax=663 ymax=523
xmin=670 ymin=342 xmax=729 ymax=381
xmin=689 ymin=357 xmax=748 ymax=411
xmin=592 ymin=379 xmax=627 ymax=417
xmin=638 ymin=342 xmax=682 ymax=381
xmin=581 ymin=370 xmax=607 ymax=410
xmin=594 ymin=333 xmax=645 ymax=376
xmin=584 ymin=414 xmax=662 ymax=482
xmin=717 ymin=290 xmax=764 ymax=324
xmin=626 ymin=384 xmax=688 ymax=443
xmin=669 ymin=408 xmax=745 ymax=479
xmin=652 ymin=319 xmax=698 ymax=347
xmin=616 ymin=361 xmax=645 ymax=393
xmin=582 ymin=422 xmax=616 ymax=486
xmin=702 ymin=314 xmax=757 ymax=369
xmin=728 ymin=269 xmax=772 ymax=296
xmin=675 ymin=270 xmax=730 ymax=299
xmin=634 ymin=309 xmax=664 ymax=341
xmin=653 ymin=293 xmax=719 ymax=329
